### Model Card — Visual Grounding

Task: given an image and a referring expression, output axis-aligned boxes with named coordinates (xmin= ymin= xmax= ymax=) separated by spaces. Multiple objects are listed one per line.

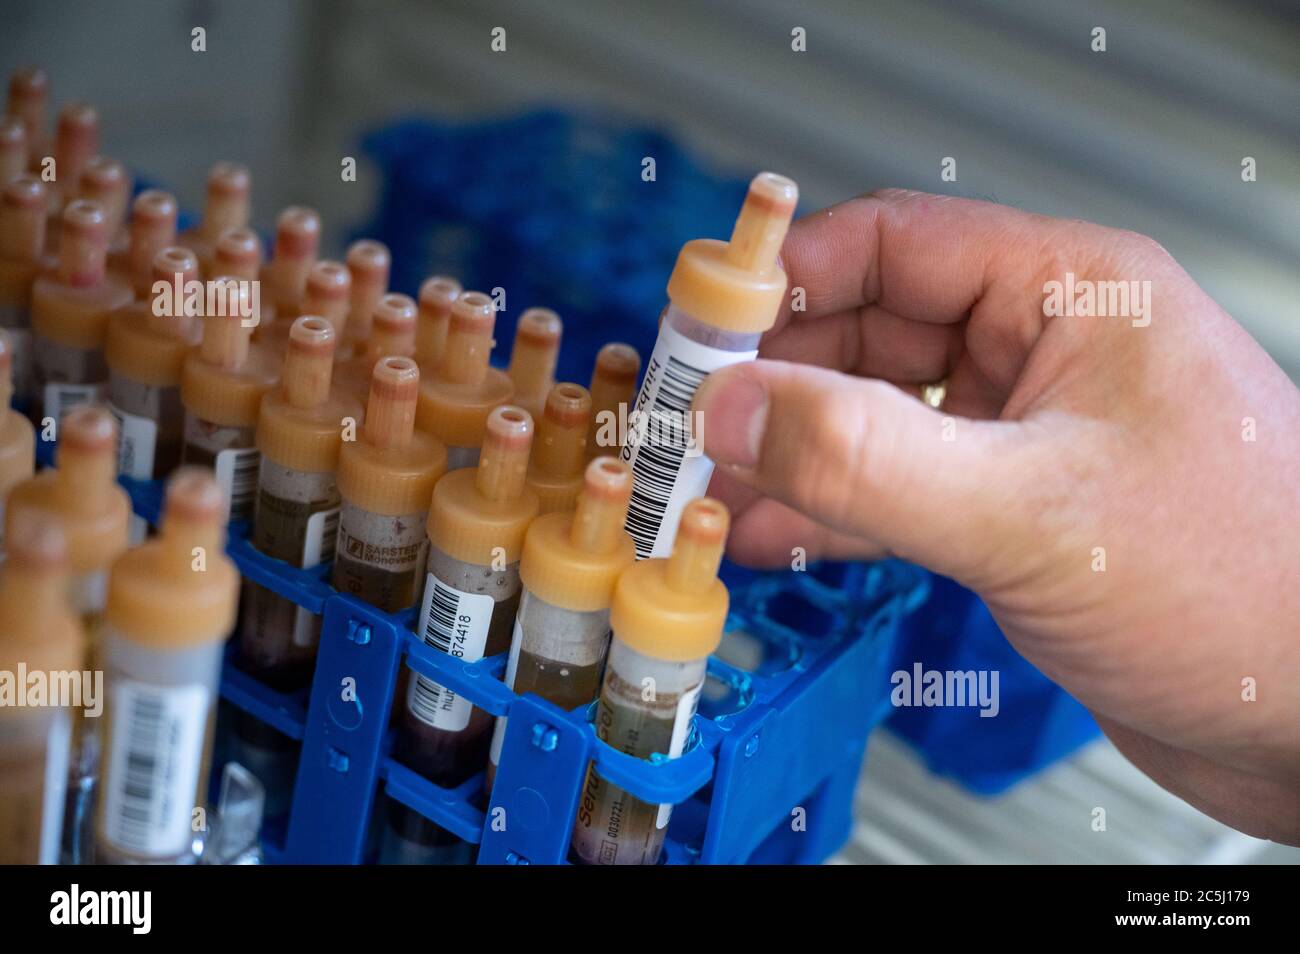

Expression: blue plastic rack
xmin=49 ymin=429 xmax=927 ymax=864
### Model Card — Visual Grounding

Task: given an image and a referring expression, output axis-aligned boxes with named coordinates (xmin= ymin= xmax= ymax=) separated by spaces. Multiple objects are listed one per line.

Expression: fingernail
xmin=693 ymin=369 xmax=768 ymax=468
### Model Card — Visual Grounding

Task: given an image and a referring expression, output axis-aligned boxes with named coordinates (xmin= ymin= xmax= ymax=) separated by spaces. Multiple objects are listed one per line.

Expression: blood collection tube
xmin=178 ymin=162 xmax=251 ymax=276
xmin=5 ymin=405 xmax=130 ymax=863
xmin=0 ymin=514 xmax=81 ymax=865
xmin=337 ymin=291 xmax=416 ymax=404
xmin=31 ymin=199 xmax=133 ymax=423
xmin=303 ymin=259 xmax=351 ymax=337
xmin=332 ymin=356 xmax=446 ymax=612
xmin=415 ymin=276 xmax=460 ymax=371
xmin=571 ymin=497 xmax=729 ymax=865
xmin=486 ymin=456 xmax=635 ymax=792
xmin=525 ymin=382 xmax=592 ymax=514
xmin=339 ymin=239 xmax=390 ymax=358
xmin=0 ymin=332 xmax=36 ymax=556
xmin=113 ymin=189 xmax=178 ymax=298
xmin=415 ymin=290 xmax=514 ymax=470
xmin=587 ymin=342 xmax=640 ymax=459
xmin=398 ymin=405 xmax=539 ymax=786
xmin=0 ymin=117 xmax=26 ymax=184
xmin=212 ymin=227 xmax=261 ymax=282
xmin=106 ymin=246 xmax=200 ymax=490
xmin=78 ymin=156 xmax=131 ymax=248
xmin=261 ymin=206 xmax=320 ymax=329
xmin=212 ymin=228 xmax=266 ymax=338
xmin=622 ymin=172 xmax=796 ymax=559
xmin=48 ymin=103 xmax=98 ymax=218
xmin=96 ymin=469 xmax=239 ymax=865
xmin=239 ymin=316 xmax=362 ymax=686
xmin=180 ymin=278 xmax=280 ymax=523
xmin=6 ymin=404 xmax=131 ymax=633
xmin=506 ymin=307 xmax=562 ymax=420
xmin=0 ymin=176 xmax=47 ymax=409
xmin=5 ymin=67 xmax=48 ymax=170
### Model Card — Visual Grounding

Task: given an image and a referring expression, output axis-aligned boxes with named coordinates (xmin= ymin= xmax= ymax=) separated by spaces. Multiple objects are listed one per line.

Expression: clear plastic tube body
xmin=444 ymin=444 xmax=480 ymax=471
xmin=108 ymin=371 xmax=185 ymax=479
xmin=95 ymin=629 xmax=223 ymax=865
xmin=397 ymin=543 xmax=522 ymax=786
xmin=379 ymin=797 xmax=474 ymax=865
xmin=570 ymin=637 xmax=706 ymax=865
xmin=0 ymin=707 xmax=71 ymax=864
xmin=60 ymin=569 xmax=108 ymax=864
xmin=238 ymin=460 xmax=339 ymax=686
xmin=485 ymin=589 xmax=610 ymax=790
xmin=622 ymin=305 xmax=760 ymax=560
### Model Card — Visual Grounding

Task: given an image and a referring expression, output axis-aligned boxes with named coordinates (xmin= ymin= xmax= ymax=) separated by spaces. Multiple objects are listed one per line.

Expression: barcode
xmin=45 ymin=383 xmax=97 ymax=425
xmin=109 ymin=691 xmax=170 ymax=854
xmin=408 ymin=673 xmax=452 ymax=724
xmin=625 ymin=355 xmax=707 ymax=558
xmin=318 ymin=508 xmax=339 ymax=563
xmin=57 ymin=387 xmax=94 ymax=414
xmin=408 ymin=579 xmax=464 ymax=727
xmin=109 ymin=406 xmax=131 ymax=474
xmin=422 ymin=579 xmax=460 ymax=653
xmin=217 ymin=448 xmax=261 ymax=521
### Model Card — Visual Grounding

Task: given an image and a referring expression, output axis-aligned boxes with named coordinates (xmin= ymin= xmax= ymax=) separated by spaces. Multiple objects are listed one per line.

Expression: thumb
xmin=691 ymin=359 xmax=1049 ymax=581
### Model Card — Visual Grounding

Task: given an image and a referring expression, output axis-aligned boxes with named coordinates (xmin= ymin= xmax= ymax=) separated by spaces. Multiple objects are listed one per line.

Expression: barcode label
xmin=43 ymin=382 xmax=100 ymax=425
xmin=302 ymin=506 xmax=340 ymax=567
xmin=101 ymin=681 xmax=208 ymax=857
xmin=214 ymin=448 xmax=261 ymax=523
xmin=657 ymin=681 xmax=703 ymax=829
xmin=406 ymin=574 xmax=494 ymax=732
xmin=291 ymin=606 xmax=319 ymax=649
xmin=622 ymin=322 xmax=756 ymax=559
xmin=110 ymin=404 xmax=158 ymax=480
xmin=488 ymin=616 xmax=526 ymax=769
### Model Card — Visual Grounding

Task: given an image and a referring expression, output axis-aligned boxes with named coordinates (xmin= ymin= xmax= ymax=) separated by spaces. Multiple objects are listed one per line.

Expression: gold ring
xmin=920 ymin=379 xmax=948 ymax=411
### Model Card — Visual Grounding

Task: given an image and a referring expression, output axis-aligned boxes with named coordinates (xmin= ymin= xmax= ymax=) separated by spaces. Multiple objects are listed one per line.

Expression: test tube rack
xmin=44 ymin=434 xmax=926 ymax=864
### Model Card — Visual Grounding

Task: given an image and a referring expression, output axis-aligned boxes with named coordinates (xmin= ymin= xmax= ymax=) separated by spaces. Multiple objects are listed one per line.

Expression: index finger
xmin=770 ymin=188 xmax=1089 ymax=336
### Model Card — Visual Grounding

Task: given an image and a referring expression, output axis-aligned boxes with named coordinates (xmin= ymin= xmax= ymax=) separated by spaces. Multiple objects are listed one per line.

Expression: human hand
xmin=691 ymin=189 xmax=1300 ymax=843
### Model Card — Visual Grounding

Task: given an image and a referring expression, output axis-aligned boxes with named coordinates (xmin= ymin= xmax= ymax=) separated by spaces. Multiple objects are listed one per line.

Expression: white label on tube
xmin=622 ymin=322 xmax=756 ymax=559
xmin=291 ymin=607 xmax=318 ymax=649
xmin=406 ymin=574 xmax=495 ymax=732
xmin=301 ymin=506 xmax=340 ymax=567
xmin=111 ymin=404 xmax=158 ymax=480
xmin=2 ymin=326 xmax=33 ymax=400
xmin=39 ymin=709 xmax=71 ymax=865
xmin=656 ymin=680 xmax=703 ymax=829
xmin=43 ymin=382 xmax=100 ymax=425
xmin=488 ymin=616 xmax=526 ymax=768
xmin=102 ymin=681 xmax=208 ymax=858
